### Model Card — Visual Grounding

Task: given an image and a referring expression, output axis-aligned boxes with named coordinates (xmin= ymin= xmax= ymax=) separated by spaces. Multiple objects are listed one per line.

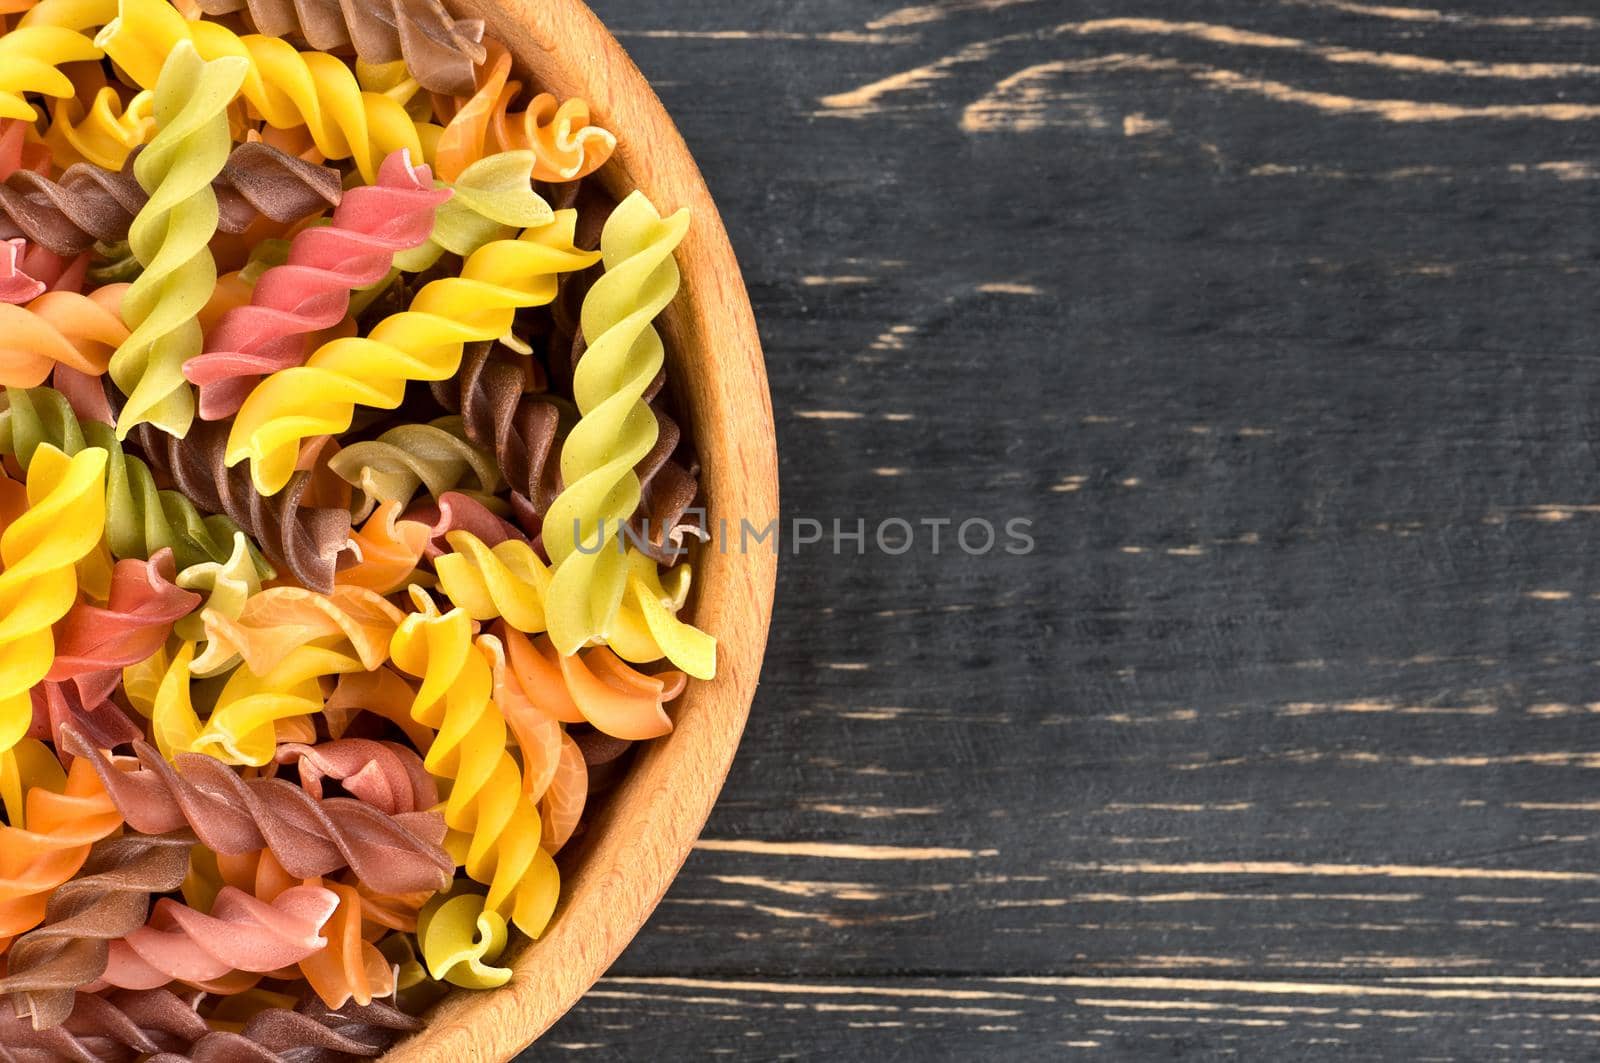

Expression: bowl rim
xmin=378 ymin=0 xmax=779 ymax=1058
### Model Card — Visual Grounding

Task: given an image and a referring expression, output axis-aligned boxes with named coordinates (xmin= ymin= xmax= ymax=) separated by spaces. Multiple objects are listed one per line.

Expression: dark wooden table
xmin=534 ymin=1 xmax=1600 ymax=1058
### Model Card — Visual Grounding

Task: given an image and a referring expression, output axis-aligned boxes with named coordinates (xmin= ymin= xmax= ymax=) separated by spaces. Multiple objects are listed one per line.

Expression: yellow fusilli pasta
xmin=44 ymin=85 xmax=155 ymax=170
xmin=435 ymin=531 xmax=712 ymax=677
xmin=227 ymin=211 xmax=597 ymax=495
xmin=109 ymin=39 xmax=246 ymax=438
xmin=416 ymin=887 xmax=510 ymax=989
xmin=98 ymin=0 xmax=428 ymax=183
xmin=390 ymin=588 xmax=559 ymax=959
xmin=198 ymin=584 xmax=403 ymax=676
xmin=0 ymin=25 xmax=100 ymax=121
xmin=142 ymin=640 xmax=365 ymax=766
xmin=0 ymin=444 xmax=108 ymax=752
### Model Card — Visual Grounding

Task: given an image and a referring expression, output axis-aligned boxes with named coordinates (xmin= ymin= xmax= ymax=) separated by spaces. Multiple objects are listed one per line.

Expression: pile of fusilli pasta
xmin=0 ymin=0 xmax=715 ymax=1056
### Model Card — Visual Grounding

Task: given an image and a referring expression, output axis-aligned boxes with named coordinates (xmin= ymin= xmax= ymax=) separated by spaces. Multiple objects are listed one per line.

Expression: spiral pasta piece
xmin=0 ymin=119 xmax=48 ymax=178
xmin=436 ymin=42 xmax=614 ymax=184
xmin=129 ymin=417 xmax=351 ymax=593
xmin=0 ymin=142 xmax=342 ymax=258
xmin=275 ymin=738 xmax=437 ymax=815
xmin=0 ymin=987 xmax=209 ymax=1060
xmin=63 ymin=729 xmax=454 ymax=897
xmin=36 ymin=548 xmax=198 ymax=749
xmin=227 ymin=210 xmax=597 ymax=495
xmin=500 ymin=623 xmax=687 ymax=743
xmin=328 ymin=417 xmax=500 ymax=522
xmin=388 ymin=150 xmax=553 ymax=276
xmin=437 ymin=529 xmax=712 ymax=677
xmin=108 ymin=41 xmax=246 ymax=439
xmin=323 ymin=667 xmax=435 ymax=755
xmin=0 ymin=985 xmax=419 ymax=1061
xmin=44 ymin=83 xmax=155 ymax=171
xmin=0 ymin=830 xmax=192 ymax=1029
xmin=174 ymin=529 xmax=261 ymax=671
xmin=186 ymin=149 xmax=449 ymax=420
xmin=542 ymin=191 xmax=698 ymax=656
xmin=390 ymin=588 xmax=560 ymax=939
xmin=194 ymin=0 xmax=485 ymax=96
xmin=99 ymin=0 xmax=429 ymax=183
xmin=433 ymin=339 xmax=563 ymax=521
xmin=99 ymin=883 xmax=339 ymax=993
xmin=206 ymin=848 xmax=400 ymax=1010
xmin=0 ymin=444 xmax=107 ymax=753
xmin=0 ymin=740 xmax=123 ymax=952
xmin=182 ymin=995 xmax=421 ymax=1061
xmin=0 ymin=237 xmax=81 ymax=305
xmin=0 ymin=387 xmax=268 ymax=575
xmin=338 ymin=501 xmax=431 ymax=596
xmin=0 ymin=283 xmax=126 ymax=388
xmin=0 ymin=153 xmax=143 ymax=258
xmin=143 ymin=640 xmax=366 ymax=766
xmin=537 ymin=731 xmax=586 ymax=853
xmin=415 ymin=887 xmax=507 ymax=989
xmin=0 ymin=25 xmax=101 ymax=121
xmin=197 ymin=584 xmax=404 ymax=677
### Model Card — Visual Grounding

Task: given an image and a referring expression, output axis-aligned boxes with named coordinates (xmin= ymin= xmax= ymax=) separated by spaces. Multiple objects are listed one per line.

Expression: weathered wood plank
xmin=543 ymin=973 xmax=1600 ymax=1059
xmin=534 ymin=0 xmax=1600 ymax=1056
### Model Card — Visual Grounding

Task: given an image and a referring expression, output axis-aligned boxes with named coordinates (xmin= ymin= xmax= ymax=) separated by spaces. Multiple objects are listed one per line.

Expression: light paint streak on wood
xmin=1123 ymin=113 xmax=1169 ymax=136
xmin=795 ymin=410 xmax=866 ymax=420
xmin=1523 ymin=162 xmax=1600 ymax=181
xmin=994 ymin=975 xmax=1600 ymax=1003
xmin=867 ymin=0 xmax=1045 ymax=29
xmin=1077 ymin=998 xmax=1340 ymax=1015
xmin=819 ymin=36 xmax=1023 ymax=115
xmin=994 ymin=891 xmax=1424 ymax=906
xmin=696 ymin=839 xmax=998 ymax=860
xmin=979 ymin=282 xmax=1044 ymax=294
xmin=1526 ymin=590 xmax=1573 ymax=601
xmin=960 ymin=55 xmax=1600 ymax=130
xmin=963 ymin=62 xmax=1089 ymax=132
xmin=1279 ymin=700 xmax=1496 ymax=716
xmin=1060 ymin=19 xmax=1600 ymax=79
xmin=1098 ymin=802 xmax=1254 ymax=812
xmin=1099 ymin=1014 xmax=1291 ymax=1027
xmin=1387 ymin=978 xmax=1600 ymax=988
xmin=1512 ymin=801 xmax=1600 ymax=811
xmin=1061 ymin=861 xmax=1600 ymax=882
xmin=1300 ymin=0 xmax=1600 ymax=30
xmin=617 ymin=29 xmax=914 ymax=44
xmin=824 ymin=16 xmax=1600 ymax=123
xmin=706 ymin=875 xmax=887 ymax=900
xmin=604 ymin=977 xmax=1054 ymax=1003
xmin=804 ymin=803 xmax=943 ymax=818
xmin=664 ymin=896 xmax=933 ymax=927
xmin=802 ymin=274 xmax=875 ymax=285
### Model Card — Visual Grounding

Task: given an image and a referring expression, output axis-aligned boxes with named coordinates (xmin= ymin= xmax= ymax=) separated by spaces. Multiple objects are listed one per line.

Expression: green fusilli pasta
xmin=109 ymin=40 xmax=247 ymax=438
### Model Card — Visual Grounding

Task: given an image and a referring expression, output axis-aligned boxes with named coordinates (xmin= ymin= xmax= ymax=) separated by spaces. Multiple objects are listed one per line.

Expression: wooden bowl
xmin=381 ymin=1 xmax=778 ymax=1058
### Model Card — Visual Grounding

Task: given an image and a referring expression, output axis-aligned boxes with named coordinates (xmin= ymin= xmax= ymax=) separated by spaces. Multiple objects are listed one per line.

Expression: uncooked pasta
xmin=0 ymin=0 xmax=719 ymax=1050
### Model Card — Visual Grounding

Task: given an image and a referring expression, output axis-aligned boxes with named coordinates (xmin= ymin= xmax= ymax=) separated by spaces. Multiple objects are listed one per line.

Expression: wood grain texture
xmin=515 ymin=0 xmax=1600 ymax=1058
xmin=380 ymin=0 xmax=777 ymax=1058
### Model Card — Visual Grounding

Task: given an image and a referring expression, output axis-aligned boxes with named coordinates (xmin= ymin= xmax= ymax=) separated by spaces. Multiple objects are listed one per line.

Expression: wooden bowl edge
xmin=378 ymin=0 xmax=779 ymax=1059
